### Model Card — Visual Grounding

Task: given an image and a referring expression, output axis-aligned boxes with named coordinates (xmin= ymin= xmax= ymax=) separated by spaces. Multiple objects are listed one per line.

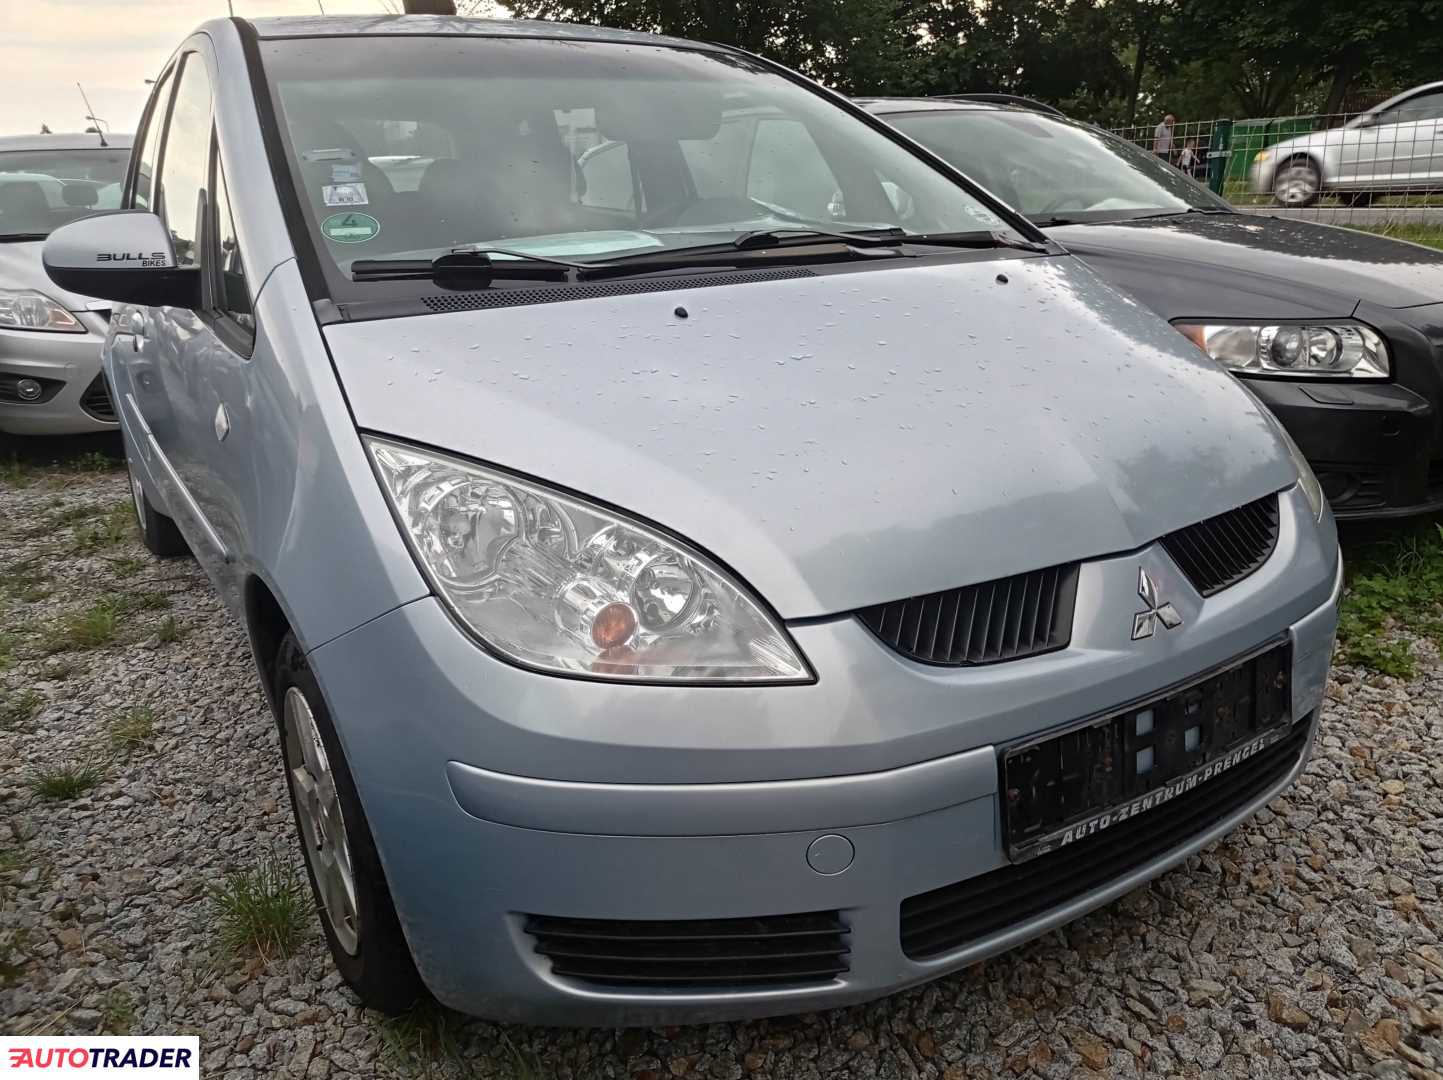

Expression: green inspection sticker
xmin=320 ymin=212 xmax=380 ymax=244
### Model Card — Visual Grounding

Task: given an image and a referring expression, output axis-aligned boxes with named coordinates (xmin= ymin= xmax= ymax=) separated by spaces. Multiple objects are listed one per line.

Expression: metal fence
xmin=1109 ymin=108 xmax=1443 ymax=228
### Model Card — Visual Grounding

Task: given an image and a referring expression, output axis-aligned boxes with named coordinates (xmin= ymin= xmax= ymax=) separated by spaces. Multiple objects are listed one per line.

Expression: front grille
xmin=899 ymin=717 xmax=1310 ymax=960
xmin=78 ymin=374 xmax=116 ymax=423
xmin=525 ymin=911 xmax=849 ymax=989
xmin=855 ymin=563 xmax=1079 ymax=666
xmin=1160 ymin=493 xmax=1279 ymax=597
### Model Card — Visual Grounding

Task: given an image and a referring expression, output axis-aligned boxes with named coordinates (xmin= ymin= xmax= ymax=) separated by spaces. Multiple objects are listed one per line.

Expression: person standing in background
xmin=1154 ymin=113 xmax=1175 ymax=161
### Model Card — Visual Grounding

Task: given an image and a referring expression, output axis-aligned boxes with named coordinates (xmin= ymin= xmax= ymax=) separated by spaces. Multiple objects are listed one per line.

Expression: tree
xmin=401 ymin=0 xmax=456 ymax=12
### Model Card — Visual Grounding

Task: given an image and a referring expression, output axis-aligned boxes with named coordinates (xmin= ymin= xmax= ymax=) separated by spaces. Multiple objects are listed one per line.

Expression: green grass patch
xmin=108 ymin=706 xmax=157 ymax=752
xmin=116 ymin=590 xmax=171 ymax=613
xmin=1343 ymin=223 xmax=1443 ymax=251
xmin=71 ymin=505 xmax=134 ymax=554
xmin=1337 ymin=520 xmax=1443 ymax=677
xmin=0 ymin=631 xmax=18 ymax=670
xmin=0 ymin=689 xmax=45 ymax=728
xmin=0 ymin=457 xmax=40 ymax=490
xmin=0 ymin=847 xmax=24 ymax=876
xmin=99 ymin=988 xmax=136 ymax=1035
xmin=156 ymin=615 xmax=184 ymax=644
xmin=107 ymin=555 xmax=146 ymax=578
xmin=29 ymin=761 xmax=106 ymax=800
xmin=377 ymin=1001 xmax=466 ymax=1074
xmin=211 ymin=855 xmax=310 ymax=962
xmin=64 ymin=451 xmax=123 ymax=474
xmin=40 ymin=600 xmax=121 ymax=653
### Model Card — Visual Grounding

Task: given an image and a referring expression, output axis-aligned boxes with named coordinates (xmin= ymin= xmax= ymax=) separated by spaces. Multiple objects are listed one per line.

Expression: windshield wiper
xmin=730 ymin=226 xmax=909 ymax=249
xmin=350 ymin=249 xmax=581 ymax=285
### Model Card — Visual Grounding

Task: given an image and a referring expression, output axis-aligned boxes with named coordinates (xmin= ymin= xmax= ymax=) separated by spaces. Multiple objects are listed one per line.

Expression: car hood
xmin=1050 ymin=212 xmax=1443 ymax=314
xmin=0 ymin=239 xmax=101 ymax=311
xmin=327 ymin=255 xmax=1296 ymax=619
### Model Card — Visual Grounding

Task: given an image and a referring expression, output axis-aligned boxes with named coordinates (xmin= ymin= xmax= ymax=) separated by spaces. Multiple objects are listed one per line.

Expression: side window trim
xmin=125 ymin=64 xmax=178 ymax=210
xmin=204 ymin=137 xmax=256 ymax=359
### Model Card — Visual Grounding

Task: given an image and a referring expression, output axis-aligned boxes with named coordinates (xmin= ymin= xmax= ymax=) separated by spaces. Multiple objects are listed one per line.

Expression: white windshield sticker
xmin=322 ymin=183 xmax=369 ymax=207
xmin=302 ymin=147 xmax=355 ymax=163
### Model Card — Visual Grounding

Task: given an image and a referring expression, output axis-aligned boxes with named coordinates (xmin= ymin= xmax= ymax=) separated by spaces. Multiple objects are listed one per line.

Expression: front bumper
xmin=0 ymin=313 xmax=115 ymax=435
xmin=1245 ymin=376 xmax=1443 ymax=521
xmin=308 ymin=486 xmax=1339 ymax=1025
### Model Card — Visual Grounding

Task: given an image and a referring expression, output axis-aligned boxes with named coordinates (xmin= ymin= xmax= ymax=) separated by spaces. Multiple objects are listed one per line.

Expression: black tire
xmin=125 ymin=452 xmax=190 ymax=559
xmin=274 ymin=633 xmax=425 ymax=1014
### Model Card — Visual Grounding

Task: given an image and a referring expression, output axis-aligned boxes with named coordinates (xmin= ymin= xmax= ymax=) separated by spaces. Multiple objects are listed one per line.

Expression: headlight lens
xmin=366 ymin=438 xmax=811 ymax=683
xmin=0 ymin=289 xmax=84 ymax=333
xmin=1254 ymin=150 xmax=1272 ymax=163
xmin=1175 ymin=321 xmax=1388 ymax=378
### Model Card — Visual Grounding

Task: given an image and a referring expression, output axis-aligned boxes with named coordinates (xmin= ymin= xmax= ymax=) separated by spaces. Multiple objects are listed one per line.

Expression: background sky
xmin=1 ymin=0 xmax=404 ymax=138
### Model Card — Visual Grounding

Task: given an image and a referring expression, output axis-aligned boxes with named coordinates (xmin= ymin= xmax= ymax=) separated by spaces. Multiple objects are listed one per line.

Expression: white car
xmin=0 ymin=133 xmax=132 ymax=434
xmin=1249 ymin=81 xmax=1443 ymax=206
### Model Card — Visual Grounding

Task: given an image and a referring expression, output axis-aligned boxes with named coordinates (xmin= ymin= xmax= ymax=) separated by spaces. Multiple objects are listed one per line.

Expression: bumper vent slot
xmin=900 ymin=718 xmax=1310 ymax=960
xmin=525 ymin=911 xmax=849 ymax=989
xmin=78 ymin=374 xmax=116 ymax=423
xmin=1160 ymin=493 xmax=1279 ymax=597
xmin=855 ymin=562 xmax=1079 ymax=666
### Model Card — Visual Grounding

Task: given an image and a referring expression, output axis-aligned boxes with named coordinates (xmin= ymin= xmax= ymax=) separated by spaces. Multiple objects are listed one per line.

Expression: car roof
xmin=1369 ymin=80 xmax=1443 ymax=114
xmin=243 ymin=14 xmax=718 ymax=52
xmin=0 ymin=133 xmax=133 ymax=152
xmin=855 ymin=97 xmax=996 ymax=115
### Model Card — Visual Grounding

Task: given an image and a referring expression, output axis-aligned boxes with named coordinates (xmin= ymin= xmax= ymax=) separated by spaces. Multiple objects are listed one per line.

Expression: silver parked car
xmin=45 ymin=16 xmax=1340 ymax=1026
xmin=0 ymin=133 xmax=131 ymax=434
xmin=1249 ymin=81 xmax=1443 ymax=206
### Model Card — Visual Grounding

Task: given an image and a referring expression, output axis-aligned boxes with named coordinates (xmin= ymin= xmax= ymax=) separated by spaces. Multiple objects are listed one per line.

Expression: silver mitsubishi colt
xmin=44 ymin=15 xmax=1340 ymax=1026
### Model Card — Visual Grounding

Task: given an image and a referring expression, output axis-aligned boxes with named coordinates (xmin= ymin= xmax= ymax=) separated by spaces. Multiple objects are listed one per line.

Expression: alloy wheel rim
xmin=1275 ymin=166 xmax=1318 ymax=206
xmin=128 ymin=461 xmax=146 ymax=532
xmin=284 ymin=686 xmax=361 ymax=954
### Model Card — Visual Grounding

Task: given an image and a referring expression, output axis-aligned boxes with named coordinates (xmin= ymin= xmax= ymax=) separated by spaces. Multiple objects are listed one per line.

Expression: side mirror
xmin=43 ymin=210 xmax=200 ymax=308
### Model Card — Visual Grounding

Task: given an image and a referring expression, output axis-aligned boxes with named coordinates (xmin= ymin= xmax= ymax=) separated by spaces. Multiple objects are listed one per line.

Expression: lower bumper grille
xmin=900 ymin=717 xmax=1311 ymax=960
xmin=79 ymin=374 xmax=116 ymax=423
xmin=525 ymin=911 xmax=849 ymax=989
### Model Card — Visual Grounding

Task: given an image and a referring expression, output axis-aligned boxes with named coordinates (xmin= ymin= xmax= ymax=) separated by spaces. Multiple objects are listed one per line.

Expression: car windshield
xmin=883 ymin=108 xmax=1229 ymax=222
xmin=260 ymin=37 xmax=1011 ymax=283
xmin=0 ymin=148 xmax=129 ymax=239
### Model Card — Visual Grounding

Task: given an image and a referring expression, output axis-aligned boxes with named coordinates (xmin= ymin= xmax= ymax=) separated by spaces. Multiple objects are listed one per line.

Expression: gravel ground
xmin=3 ymin=463 xmax=1442 ymax=1079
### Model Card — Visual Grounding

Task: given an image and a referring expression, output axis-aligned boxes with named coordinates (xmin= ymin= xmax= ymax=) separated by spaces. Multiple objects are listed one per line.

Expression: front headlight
xmin=1175 ymin=321 xmax=1388 ymax=378
xmin=366 ymin=437 xmax=811 ymax=683
xmin=1253 ymin=150 xmax=1272 ymax=163
xmin=0 ymin=289 xmax=84 ymax=333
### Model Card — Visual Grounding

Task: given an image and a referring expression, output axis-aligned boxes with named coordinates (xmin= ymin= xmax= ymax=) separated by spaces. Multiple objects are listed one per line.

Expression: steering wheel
xmin=656 ymin=196 xmax=780 ymax=227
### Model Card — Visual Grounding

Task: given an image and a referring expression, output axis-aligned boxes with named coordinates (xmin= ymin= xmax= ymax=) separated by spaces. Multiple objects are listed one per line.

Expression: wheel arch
xmin=244 ymin=573 xmax=294 ymax=725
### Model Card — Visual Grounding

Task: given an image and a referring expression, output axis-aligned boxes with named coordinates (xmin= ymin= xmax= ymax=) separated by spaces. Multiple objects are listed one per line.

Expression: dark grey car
xmin=864 ymin=98 xmax=1443 ymax=520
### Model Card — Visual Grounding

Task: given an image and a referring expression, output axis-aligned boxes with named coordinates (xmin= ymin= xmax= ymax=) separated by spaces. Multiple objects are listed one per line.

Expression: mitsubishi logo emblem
xmin=1132 ymin=568 xmax=1183 ymax=640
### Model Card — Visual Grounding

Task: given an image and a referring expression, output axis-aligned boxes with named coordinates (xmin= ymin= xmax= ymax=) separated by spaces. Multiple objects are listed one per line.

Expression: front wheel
xmin=274 ymin=634 xmax=424 ymax=1014
xmin=1272 ymin=159 xmax=1322 ymax=207
xmin=126 ymin=454 xmax=190 ymax=559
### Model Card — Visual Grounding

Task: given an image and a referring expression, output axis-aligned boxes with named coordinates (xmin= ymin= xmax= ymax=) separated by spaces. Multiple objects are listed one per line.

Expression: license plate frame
xmin=1001 ymin=640 xmax=1292 ymax=863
